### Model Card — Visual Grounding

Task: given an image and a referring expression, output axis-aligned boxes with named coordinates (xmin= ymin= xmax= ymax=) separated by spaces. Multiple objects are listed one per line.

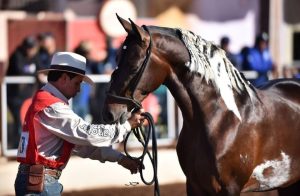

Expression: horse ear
xmin=116 ymin=13 xmax=132 ymax=34
xmin=128 ymin=18 xmax=147 ymax=44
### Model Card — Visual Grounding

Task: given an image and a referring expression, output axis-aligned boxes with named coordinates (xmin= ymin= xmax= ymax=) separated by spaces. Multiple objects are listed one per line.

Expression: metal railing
xmin=0 ymin=75 xmax=177 ymax=157
xmin=0 ymin=71 xmax=258 ymax=157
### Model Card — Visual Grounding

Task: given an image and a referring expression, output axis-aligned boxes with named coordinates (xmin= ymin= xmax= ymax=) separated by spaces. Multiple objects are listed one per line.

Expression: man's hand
xmin=127 ymin=109 xmax=145 ymax=129
xmin=118 ymin=156 xmax=142 ymax=174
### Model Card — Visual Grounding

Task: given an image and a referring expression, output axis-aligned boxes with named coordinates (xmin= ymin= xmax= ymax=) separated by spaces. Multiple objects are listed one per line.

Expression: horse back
xmin=258 ymin=78 xmax=300 ymax=102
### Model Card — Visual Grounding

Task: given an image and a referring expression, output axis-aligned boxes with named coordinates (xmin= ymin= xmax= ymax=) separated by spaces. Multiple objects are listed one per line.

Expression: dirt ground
xmin=63 ymin=183 xmax=186 ymax=196
xmin=63 ymin=183 xmax=278 ymax=196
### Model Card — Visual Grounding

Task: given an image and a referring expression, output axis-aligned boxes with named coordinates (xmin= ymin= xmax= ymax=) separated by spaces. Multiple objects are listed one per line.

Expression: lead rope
xmin=124 ymin=112 xmax=160 ymax=196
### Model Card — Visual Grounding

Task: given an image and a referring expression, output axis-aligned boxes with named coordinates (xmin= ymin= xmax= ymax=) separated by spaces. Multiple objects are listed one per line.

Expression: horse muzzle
xmin=103 ymin=93 xmax=142 ymax=123
xmin=102 ymin=102 xmax=129 ymax=124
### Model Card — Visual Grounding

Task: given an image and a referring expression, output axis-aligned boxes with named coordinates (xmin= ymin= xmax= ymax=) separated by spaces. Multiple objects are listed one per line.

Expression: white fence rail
xmin=1 ymin=75 xmax=177 ymax=157
xmin=1 ymin=71 xmax=257 ymax=157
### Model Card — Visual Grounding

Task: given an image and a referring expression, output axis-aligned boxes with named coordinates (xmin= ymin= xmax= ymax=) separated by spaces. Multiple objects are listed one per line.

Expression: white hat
xmin=38 ymin=52 xmax=94 ymax=85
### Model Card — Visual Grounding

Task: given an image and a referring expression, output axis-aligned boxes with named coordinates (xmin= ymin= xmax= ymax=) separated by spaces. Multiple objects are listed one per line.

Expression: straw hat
xmin=38 ymin=52 xmax=94 ymax=85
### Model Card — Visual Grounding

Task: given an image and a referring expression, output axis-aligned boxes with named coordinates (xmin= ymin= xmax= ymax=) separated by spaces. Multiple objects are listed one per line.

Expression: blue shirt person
xmin=243 ymin=33 xmax=276 ymax=87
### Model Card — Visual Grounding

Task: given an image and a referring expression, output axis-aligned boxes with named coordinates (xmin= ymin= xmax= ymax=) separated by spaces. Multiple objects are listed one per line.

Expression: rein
xmin=124 ymin=112 xmax=160 ymax=196
xmin=106 ymin=25 xmax=152 ymax=111
xmin=105 ymin=25 xmax=159 ymax=195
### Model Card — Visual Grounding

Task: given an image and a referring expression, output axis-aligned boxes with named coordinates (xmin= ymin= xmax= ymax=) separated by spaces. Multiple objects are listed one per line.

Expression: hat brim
xmin=38 ymin=69 xmax=94 ymax=85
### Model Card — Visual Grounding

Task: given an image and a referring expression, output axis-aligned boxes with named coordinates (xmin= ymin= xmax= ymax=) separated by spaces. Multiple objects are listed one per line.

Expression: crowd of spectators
xmin=5 ymin=31 xmax=299 ymax=149
xmin=4 ymin=33 xmax=169 ymax=149
xmin=220 ymin=32 xmax=283 ymax=87
xmin=219 ymin=32 xmax=300 ymax=88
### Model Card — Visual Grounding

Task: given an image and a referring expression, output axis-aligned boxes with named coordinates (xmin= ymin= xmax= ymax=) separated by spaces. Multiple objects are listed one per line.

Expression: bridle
xmin=106 ymin=25 xmax=160 ymax=196
xmin=106 ymin=25 xmax=152 ymax=111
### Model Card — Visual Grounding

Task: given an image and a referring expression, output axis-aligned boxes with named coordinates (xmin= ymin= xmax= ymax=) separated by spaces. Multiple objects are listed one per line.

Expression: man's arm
xmin=35 ymin=102 xmax=143 ymax=147
xmin=73 ymin=145 xmax=140 ymax=174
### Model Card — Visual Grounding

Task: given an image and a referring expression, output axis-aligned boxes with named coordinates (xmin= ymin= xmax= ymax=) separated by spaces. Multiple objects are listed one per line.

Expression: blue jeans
xmin=15 ymin=172 xmax=63 ymax=196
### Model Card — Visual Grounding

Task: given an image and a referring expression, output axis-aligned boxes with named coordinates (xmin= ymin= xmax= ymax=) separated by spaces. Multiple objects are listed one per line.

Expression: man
xmin=6 ymin=35 xmax=41 ymax=148
xmin=37 ymin=32 xmax=56 ymax=70
xmin=243 ymin=32 xmax=277 ymax=87
xmin=37 ymin=32 xmax=57 ymax=86
xmin=220 ymin=36 xmax=240 ymax=70
xmin=14 ymin=52 xmax=145 ymax=195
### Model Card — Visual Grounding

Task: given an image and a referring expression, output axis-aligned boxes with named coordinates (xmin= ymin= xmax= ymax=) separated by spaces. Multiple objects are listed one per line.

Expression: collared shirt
xmin=34 ymin=83 xmax=131 ymax=166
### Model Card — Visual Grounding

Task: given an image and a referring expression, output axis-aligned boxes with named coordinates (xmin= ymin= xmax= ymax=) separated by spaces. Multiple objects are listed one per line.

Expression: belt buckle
xmin=56 ymin=170 xmax=62 ymax=178
xmin=45 ymin=168 xmax=61 ymax=179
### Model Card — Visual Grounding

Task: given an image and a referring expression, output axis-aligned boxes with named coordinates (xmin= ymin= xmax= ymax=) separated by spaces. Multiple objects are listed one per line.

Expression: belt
xmin=18 ymin=164 xmax=62 ymax=179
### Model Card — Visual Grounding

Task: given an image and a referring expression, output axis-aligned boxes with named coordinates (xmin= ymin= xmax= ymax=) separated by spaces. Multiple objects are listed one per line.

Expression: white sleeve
xmin=72 ymin=145 xmax=124 ymax=163
xmin=36 ymin=102 xmax=132 ymax=147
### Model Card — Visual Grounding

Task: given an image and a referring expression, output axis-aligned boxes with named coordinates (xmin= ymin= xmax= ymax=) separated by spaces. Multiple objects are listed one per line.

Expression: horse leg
xmin=277 ymin=180 xmax=300 ymax=196
xmin=186 ymin=179 xmax=208 ymax=196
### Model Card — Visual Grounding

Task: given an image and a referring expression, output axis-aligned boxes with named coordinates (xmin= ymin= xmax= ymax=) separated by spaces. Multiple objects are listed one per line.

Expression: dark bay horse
xmin=103 ymin=15 xmax=300 ymax=196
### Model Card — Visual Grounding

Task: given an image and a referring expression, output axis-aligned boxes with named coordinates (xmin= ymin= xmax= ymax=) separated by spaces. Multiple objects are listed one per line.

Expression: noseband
xmin=106 ymin=25 xmax=152 ymax=110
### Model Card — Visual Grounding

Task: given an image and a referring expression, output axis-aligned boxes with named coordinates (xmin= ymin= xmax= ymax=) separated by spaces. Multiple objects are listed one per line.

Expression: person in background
xmin=90 ymin=37 xmax=118 ymax=123
xmin=14 ymin=52 xmax=145 ymax=196
xmin=220 ymin=36 xmax=241 ymax=70
xmin=73 ymin=40 xmax=95 ymax=120
xmin=242 ymin=32 xmax=277 ymax=87
xmin=37 ymin=32 xmax=57 ymax=86
xmin=239 ymin=46 xmax=250 ymax=71
xmin=7 ymin=36 xmax=40 ymax=76
xmin=37 ymin=32 xmax=56 ymax=70
xmin=6 ymin=35 xmax=41 ymax=148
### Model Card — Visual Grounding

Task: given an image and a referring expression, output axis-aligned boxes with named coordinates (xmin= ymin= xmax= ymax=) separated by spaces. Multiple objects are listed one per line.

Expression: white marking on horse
xmin=250 ymin=151 xmax=291 ymax=190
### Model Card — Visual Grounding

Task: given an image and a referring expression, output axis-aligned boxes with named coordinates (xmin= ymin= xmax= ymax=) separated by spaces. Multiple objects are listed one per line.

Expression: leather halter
xmin=106 ymin=25 xmax=152 ymax=110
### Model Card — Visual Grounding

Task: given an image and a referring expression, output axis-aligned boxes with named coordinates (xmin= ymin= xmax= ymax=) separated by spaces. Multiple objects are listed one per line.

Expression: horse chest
xmin=177 ymin=129 xmax=240 ymax=194
xmin=177 ymin=125 xmax=221 ymax=177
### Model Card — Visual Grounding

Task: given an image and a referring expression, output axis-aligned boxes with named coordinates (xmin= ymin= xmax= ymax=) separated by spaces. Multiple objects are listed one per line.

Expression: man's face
xmin=61 ymin=74 xmax=84 ymax=99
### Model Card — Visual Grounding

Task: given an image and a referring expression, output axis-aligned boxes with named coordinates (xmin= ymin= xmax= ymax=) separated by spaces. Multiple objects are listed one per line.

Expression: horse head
xmin=103 ymin=15 xmax=171 ymax=123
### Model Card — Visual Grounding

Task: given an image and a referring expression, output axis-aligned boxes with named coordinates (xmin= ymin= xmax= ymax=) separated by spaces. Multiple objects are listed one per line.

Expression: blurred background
xmin=0 ymin=0 xmax=299 ymax=195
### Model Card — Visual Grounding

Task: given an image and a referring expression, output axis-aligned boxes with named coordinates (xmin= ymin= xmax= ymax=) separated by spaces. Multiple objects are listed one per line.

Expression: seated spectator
xmin=6 ymin=35 xmax=41 ymax=148
xmin=292 ymin=66 xmax=300 ymax=79
xmin=282 ymin=65 xmax=294 ymax=78
xmin=7 ymin=35 xmax=40 ymax=76
xmin=37 ymin=32 xmax=57 ymax=86
xmin=242 ymin=32 xmax=277 ymax=87
xmin=220 ymin=36 xmax=241 ymax=70
xmin=73 ymin=41 xmax=94 ymax=121
xmin=37 ymin=32 xmax=56 ymax=69
xmin=142 ymin=93 xmax=161 ymax=124
xmin=89 ymin=37 xmax=118 ymax=123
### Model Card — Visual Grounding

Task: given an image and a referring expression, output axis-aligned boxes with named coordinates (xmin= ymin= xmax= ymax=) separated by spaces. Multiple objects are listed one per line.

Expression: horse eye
xmin=141 ymin=90 xmax=148 ymax=96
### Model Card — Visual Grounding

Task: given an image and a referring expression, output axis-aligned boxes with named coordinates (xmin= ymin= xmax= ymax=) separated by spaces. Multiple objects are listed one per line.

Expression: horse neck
xmin=157 ymin=32 xmax=225 ymax=123
xmin=165 ymin=71 xmax=219 ymax=123
xmin=154 ymin=28 xmax=252 ymax=122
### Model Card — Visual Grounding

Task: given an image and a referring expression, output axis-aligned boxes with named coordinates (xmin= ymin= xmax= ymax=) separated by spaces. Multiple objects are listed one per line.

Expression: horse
xmin=103 ymin=15 xmax=300 ymax=196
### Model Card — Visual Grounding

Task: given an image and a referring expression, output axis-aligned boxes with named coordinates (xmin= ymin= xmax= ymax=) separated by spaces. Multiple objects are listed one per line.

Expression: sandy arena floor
xmin=0 ymin=149 xmax=279 ymax=196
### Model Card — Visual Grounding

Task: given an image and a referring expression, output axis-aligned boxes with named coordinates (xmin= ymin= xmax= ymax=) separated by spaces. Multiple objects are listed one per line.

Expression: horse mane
xmin=145 ymin=26 xmax=257 ymax=120
xmin=175 ymin=28 xmax=257 ymax=120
